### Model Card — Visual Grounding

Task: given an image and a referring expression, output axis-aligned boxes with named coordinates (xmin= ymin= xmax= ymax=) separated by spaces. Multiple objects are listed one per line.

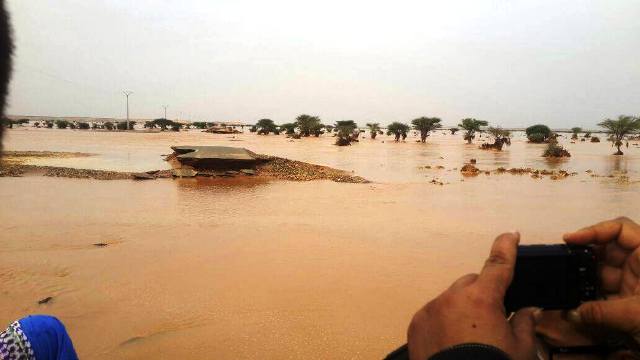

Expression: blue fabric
xmin=18 ymin=315 xmax=78 ymax=360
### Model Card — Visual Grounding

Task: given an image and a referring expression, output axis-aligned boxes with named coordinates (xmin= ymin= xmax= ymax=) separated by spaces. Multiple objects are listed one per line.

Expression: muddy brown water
xmin=1 ymin=128 xmax=639 ymax=359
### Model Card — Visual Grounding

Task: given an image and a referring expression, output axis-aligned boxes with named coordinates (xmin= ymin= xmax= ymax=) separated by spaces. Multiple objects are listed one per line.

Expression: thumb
xmin=570 ymin=298 xmax=640 ymax=334
xmin=511 ymin=307 xmax=537 ymax=346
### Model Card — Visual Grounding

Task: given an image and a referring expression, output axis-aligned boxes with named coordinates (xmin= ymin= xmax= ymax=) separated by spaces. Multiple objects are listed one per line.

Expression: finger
xmin=448 ymin=273 xmax=478 ymax=291
xmin=563 ymin=217 xmax=640 ymax=250
xmin=570 ymin=297 xmax=640 ymax=333
xmin=511 ymin=307 xmax=537 ymax=348
xmin=478 ymin=232 xmax=519 ymax=298
xmin=604 ymin=242 xmax=630 ymax=267
xmin=600 ymin=266 xmax=623 ymax=293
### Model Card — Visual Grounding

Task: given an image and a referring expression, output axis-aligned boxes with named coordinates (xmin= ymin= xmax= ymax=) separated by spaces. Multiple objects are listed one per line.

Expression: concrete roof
xmin=171 ymin=146 xmax=258 ymax=161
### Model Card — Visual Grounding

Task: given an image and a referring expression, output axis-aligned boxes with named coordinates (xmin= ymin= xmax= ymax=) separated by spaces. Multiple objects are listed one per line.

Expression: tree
xmin=386 ymin=122 xmax=410 ymax=142
xmin=335 ymin=120 xmax=358 ymax=146
xmin=55 ymin=120 xmax=69 ymax=129
xmin=366 ymin=123 xmax=381 ymax=139
xmin=152 ymin=118 xmax=175 ymax=130
xmin=192 ymin=122 xmax=208 ymax=129
xmin=117 ymin=121 xmax=136 ymax=130
xmin=324 ymin=125 xmax=334 ymax=133
xmin=1 ymin=118 xmax=14 ymax=128
xmin=571 ymin=127 xmax=582 ymax=140
xmin=280 ymin=123 xmax=297 ymax=135
xmin=170 ymin=123 xmax=182 ymax=132
xmin=310 ymin=122 xmax=325 ymax=137
xmin=598 ymin=115 xmax=640 ymax=155
xmin=458 ymin=118 xmax=488 ymax=144
xmin=256 ymin=118 xmax=277 ymax=135
xmin=481 ymin=127 xmax=511 ymax=151
xmin=411 ymin=117 xmax=441 ymax=142
xmin=449 ymin=127 xmax=459 ymax=135
xmin=525 ymin=124 xmax=552 ymax=143
xmin=295 ymin=114 xmax=322 ymax=137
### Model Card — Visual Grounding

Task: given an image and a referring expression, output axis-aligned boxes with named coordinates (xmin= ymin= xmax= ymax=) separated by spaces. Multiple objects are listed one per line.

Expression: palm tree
xmin=571 ymin=127 xmax=582 ymax=140
xmin=256 ymin=118 xmax=277 ymax=135
xmin=598 ymin=115 xmax=640 ymax=155
xmin=295 ymin=114 xmax=322 ymax=137
xmin=335 ymin=120 xmax=358 ymax=146
xmin=386 ymin=122 xmax=410 ymax=142
xmin=459 ymin=118 xmax=488 ymax=144
xmin=411 ymin=117 xmax=442 ymax=142
xmin=366 ymin=123 xmax=381 ymax=139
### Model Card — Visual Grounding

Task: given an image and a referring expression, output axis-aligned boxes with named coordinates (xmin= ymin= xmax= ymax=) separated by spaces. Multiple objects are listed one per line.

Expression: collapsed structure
xmin=170 ymin=146 xmax=262 ymax=170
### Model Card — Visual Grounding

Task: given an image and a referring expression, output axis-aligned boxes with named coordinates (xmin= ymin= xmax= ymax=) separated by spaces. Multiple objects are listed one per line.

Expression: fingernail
xmin=532 ymin=308 xmax=543 ymax=322
xmin=568 ymin=310 xmax=581 ymax=323
xmin=511 ymin=231 xmax=520 ymax=244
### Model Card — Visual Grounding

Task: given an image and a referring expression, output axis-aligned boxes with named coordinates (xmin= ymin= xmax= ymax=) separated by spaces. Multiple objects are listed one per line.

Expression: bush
xmin=527 ymin=133 xmax=546 ymax=143
xmin=104 ymin=122 xmax=114 ymax=130
xmin=77 ymin=122 xmax=90 ymax=130
xmin=170 ymin=124 xmax=181 ymax=131
xmin=591 ymin=136 xmax=600 ymax=143
xmin=55 ymin=120 xmax=69 ymax=129
xmin=543 ymin=141 xmax=571 ymax=157
xmin=116 ymin=121 xmax=135 ymax=130
xmin=526 ymin=124 xmax=551 ymax=143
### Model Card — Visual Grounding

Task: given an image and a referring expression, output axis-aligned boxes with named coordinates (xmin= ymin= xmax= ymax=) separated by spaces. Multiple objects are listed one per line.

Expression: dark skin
xmin=408 ymin=232 xmax=538 ymax=360
xmin=536 ymin=217 xmax=640 ymax=358
xmin=408 ymin=217 xmax=640 ymax=360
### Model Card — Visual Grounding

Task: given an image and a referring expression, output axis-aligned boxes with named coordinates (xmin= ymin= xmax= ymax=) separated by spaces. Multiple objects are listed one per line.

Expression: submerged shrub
xmin=527 ymin=132 xmax=546 ymax=143
xmin=55 ymin=120 xmax=69 ymax=129
xmin=526 ymin=124 xmax=551 ymax=143
xmin=543 ymin=140 xmax=571 ymax=157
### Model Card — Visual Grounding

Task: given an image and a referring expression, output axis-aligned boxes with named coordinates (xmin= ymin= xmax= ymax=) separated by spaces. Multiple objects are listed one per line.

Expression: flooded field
xmin=1 ymin=128 xmax=639 ymax=359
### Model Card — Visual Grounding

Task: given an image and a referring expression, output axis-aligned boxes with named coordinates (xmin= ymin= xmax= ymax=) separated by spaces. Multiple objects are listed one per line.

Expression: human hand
xmin=407 ymin=232 xmax=537 ymax=360
xmin=563 ymin=217 xmax=640 ymax=345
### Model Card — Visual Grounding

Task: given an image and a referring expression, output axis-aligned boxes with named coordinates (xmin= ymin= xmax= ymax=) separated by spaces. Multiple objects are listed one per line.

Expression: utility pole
xmin=123 ymin=90 xmax=133 ymax=130
xmin=162 ymin=105 xmax=168 ymax=120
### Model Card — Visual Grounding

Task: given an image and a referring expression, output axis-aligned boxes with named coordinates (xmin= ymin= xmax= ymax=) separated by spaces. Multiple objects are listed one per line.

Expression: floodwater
xmin=1 ymin=127 xmax=639 ymax=359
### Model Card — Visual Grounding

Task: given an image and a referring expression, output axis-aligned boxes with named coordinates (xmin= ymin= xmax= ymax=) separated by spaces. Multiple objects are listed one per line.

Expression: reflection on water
xmin=0 ymin=128 xmax=639 ymax=359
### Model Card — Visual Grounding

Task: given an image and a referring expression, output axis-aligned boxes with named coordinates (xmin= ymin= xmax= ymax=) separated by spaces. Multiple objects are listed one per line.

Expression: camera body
xmin=504 ymin=244 xmax=598 ymax=313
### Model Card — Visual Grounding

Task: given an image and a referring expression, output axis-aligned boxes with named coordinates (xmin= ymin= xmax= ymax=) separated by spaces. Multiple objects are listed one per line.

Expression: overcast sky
xmin=5 ymin=0 xmax=640 ymax=127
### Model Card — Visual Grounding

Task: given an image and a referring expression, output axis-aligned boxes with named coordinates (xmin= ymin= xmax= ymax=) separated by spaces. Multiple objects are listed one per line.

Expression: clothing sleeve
xmin=384 ymin=343 xmax=511 ymax=360
xmin=428 ymin=343 xmax=512 ymax=360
